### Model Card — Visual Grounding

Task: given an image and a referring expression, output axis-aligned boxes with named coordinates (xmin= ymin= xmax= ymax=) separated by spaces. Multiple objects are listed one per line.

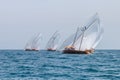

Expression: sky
xmin=0 ymin=0 xmax=120 ymax=49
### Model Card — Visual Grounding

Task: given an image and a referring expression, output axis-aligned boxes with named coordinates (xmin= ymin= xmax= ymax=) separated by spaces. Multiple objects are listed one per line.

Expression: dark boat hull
xmin=47 ymin=50 xmax=56 ymax=51
xmin=63 ymin=50 xmax=90 ymax=54
xmin=47 ymin=48 xmax=56 ymax=51
xmin=25 ymin=49 xmax=39 ymax=51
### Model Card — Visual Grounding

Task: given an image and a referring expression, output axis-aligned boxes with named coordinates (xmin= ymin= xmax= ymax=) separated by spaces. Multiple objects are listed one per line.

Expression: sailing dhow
xmin=46 ymin=31 xmax=60 ymax=51
xmin=60 ymin=13 xmax=103 ymax=54
xmin=25 ymin=33 xmax=42 ymax=51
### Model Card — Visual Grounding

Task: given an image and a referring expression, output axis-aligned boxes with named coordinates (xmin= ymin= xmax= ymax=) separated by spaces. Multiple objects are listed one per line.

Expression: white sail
xmin=46 ymin=31 xmax=60 ymax=50
xmin=92 ymin=28 xmax=104 ymax=48
xmin=74 ymin=13 xmax=102 ymax=51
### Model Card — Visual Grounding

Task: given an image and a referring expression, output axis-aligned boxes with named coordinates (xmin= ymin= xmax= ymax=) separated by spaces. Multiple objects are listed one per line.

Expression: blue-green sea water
xmin=0 ymin=50 xmax=120 ymax=80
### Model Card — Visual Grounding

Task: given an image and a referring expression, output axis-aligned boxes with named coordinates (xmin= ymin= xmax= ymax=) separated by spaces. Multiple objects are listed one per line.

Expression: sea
xmin=0 ymin=50 xmax=120 ymax=80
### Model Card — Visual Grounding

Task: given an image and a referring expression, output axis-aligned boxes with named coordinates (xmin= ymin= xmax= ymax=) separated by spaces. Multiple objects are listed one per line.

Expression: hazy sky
xmin=0 ymin=0 xmax=120 ymax=49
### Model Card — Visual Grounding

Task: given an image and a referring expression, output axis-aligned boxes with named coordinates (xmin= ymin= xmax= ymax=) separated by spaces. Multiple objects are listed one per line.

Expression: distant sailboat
xmin=25 ymin=33 xmax=42 ymax=51
xmin=60 ymin=13 xmax=103 ymax=54
xmin=46 ymin=31 xmax=60 ymax=51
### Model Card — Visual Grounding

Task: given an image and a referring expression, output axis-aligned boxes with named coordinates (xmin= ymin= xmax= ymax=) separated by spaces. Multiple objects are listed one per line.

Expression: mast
xmin=31 ymin=33 xmax=41 ymax=49
xmin=33 ymin=34 xmax=42 ymax=49
xmin=72 ymin=27 xmax=79 ymax=46
xmin=79 ymin=31 xmax=84 ymax=50
xmin=51 ymin=36 xmax=56 ymax=48
xmin=79 ymin=26 xmax=86 ymax=50
xmin=46 ymin=31 xmax=59 ymax=49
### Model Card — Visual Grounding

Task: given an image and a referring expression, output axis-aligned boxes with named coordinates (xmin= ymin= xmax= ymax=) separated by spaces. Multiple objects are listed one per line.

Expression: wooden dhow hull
xmin=47 ymin=48 xmax=56 ymax=51
xmin=63 ymin=49 xmax=93 ymax=54
xmin=25 ymin=49 xmax=39 ymax=51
